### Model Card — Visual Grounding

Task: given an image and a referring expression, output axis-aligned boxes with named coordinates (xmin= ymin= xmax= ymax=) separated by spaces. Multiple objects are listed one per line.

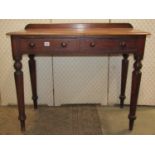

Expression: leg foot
xmin=128 ymin=115 xmax=136 ymax=130
xmin=20 ymin=120 xmax=26 ymax=131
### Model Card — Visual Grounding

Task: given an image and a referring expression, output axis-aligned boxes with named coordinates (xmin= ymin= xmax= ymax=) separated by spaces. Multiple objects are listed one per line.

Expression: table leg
xmin=28 ymin=55 xmax=38 ymax=109
xmin=119 ymin=54 xmax=129 ymax=108
xmin=128 ymin=54 xmax=142 ymax=130
xmin=14 ymin=55 xmax=26 ymax=131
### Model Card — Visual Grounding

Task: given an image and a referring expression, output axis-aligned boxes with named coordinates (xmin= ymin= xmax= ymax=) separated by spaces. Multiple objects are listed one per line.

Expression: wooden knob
xmin=29 ymin=42 xmax=35 ymax=48
xmin=120 ymin=41 xmax=126 ymax=48
xmin=90 ymin=42 xmax=95 ymax=47
xmin=61 ymin=42 xmax=67 ymax=48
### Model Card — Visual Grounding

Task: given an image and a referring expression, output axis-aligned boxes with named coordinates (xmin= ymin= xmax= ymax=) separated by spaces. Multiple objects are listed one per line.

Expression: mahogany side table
xmin=7 ymin=23 xmax=149 ymax=131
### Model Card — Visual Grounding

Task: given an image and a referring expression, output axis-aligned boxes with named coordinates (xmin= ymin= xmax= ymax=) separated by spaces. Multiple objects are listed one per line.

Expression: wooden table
xmin=7 ymin=23 xmax=149 ymax=132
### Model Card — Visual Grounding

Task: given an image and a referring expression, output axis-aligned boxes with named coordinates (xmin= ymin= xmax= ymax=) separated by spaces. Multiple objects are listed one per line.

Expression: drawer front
xmin=20 ymin=38 xmax=79 ymax=54
xmin=20 ymin=39 xmax=54 ymax=51
xmin=80 ymin=38 xmax=137 ymax=52
xmin=19 ymin=37 xmax=137 ymax=55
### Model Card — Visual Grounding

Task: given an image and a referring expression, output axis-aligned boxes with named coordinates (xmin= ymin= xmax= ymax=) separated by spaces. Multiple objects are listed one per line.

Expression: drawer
xmin=20 ymin=38 xmax=79 ymax=53
xmin=80 ymin=38 xmax=137 ymax=52
xmin=20 ymin=39 xmax=54 ymax=51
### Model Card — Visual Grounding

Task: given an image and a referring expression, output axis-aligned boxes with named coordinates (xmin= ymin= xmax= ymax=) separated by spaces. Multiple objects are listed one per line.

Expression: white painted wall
xmin=0 ymin=19 xmax=54 ymax=106
xmin=109 ymin=19 xmax=155 ymax=105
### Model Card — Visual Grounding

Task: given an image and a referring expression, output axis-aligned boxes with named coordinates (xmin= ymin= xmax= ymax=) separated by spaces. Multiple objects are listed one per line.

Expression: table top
xmin=7 ymin=23 xmax=150 ymax=36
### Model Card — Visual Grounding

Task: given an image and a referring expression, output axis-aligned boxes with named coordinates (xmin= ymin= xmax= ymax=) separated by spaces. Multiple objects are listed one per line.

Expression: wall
xmin=0 ymin=19 xmax=154 ymax=106
xmin=0 ymin=19 xmax=54 ymax=106
xmin=109 ymin=19 xmax=155 ymax=105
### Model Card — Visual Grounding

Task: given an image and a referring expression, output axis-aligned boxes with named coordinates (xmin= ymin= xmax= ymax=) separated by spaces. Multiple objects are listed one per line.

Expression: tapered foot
xmin=33 ymin=96 xmax=38 ymax=109
xmin=128 ymin=115 xmax=136 ymax=130
xmin=119 ymin=95 xmax=126 ymax=108
xmin=20 ymin=120 xmax=26 ymax=131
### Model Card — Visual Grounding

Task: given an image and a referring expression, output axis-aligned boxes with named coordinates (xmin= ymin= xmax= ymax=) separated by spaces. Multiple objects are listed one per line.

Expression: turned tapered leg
xmin=28 ymin=55 xmax=38 ymax=109
xmin=14 ymin=56 xmax=26 ymax=131
xmin=128 ymin=55 xmax=142 ymax=130
xmin=119 ymin=54 xmax=129 ymax=108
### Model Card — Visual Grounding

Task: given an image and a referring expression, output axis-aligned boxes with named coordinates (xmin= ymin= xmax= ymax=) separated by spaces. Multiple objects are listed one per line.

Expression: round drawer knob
xmin=120 ymin=41 xmax=126 ymax=48
xmin=90 ymin=42 xmax=96 ymax=47
xmin=61 ymin=42 xmax=67 ymax=48
xmin=29 ymin=42 xmax=35 ymax=48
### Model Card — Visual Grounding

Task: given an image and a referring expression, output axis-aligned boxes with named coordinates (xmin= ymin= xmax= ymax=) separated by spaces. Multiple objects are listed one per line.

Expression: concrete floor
xmin=0 ymin=105 xmax=155 ymax=135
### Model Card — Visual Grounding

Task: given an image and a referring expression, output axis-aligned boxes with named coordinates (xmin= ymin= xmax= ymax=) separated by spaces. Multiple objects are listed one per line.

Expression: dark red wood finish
xmin=13 ymin=55 xmax=26 ymax=131
xmin=16 ymin=36 xmax=138 ymax=56
xmin=128 ymin=37 xmax=146 ymax=130
xmin=120 ymin=54 xmax=129 ymax=108
xmin=25 ymin=23 xmax=133 ymax=30
xmin=9 ymin=23 xmax=147 ymax=132
xmin=28 ymin=55 xmax=38 ymax=109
